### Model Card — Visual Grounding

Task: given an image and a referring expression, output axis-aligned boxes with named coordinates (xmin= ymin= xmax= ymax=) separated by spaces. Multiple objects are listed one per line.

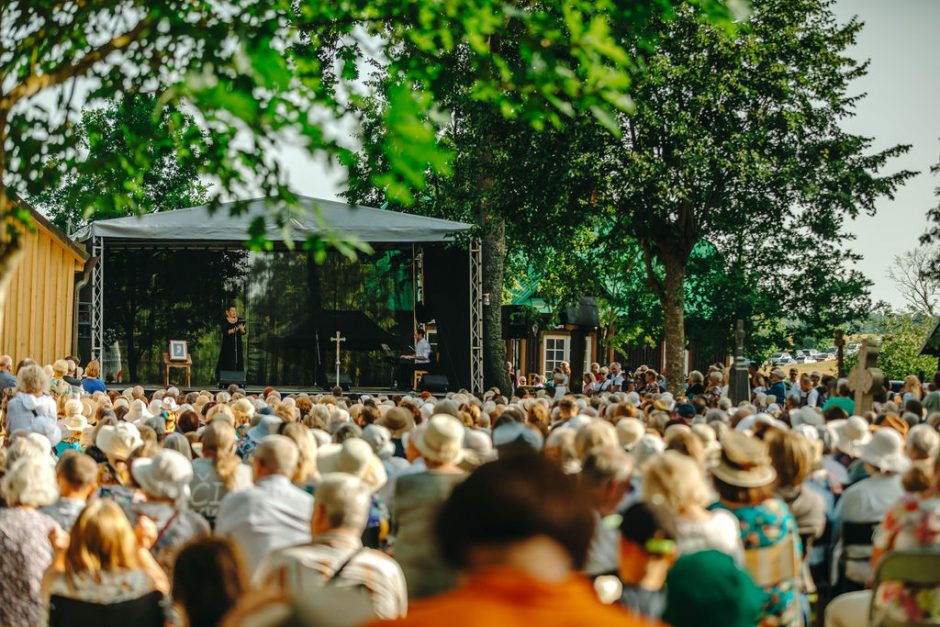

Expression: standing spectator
xmin=0 ymin=457 xmax=61 ymax=626
xmin=256 ymin=473 xmax=408 ymax=619
xmin=41 ymin=500 xmax=168 ymax=625
xmin=922 ymin=372 xmax=940 ymax=416
xmin=392 ymin=415 xmax=466 ymax=600
xmin=5 ymin=363 xmax=59 ymax=438
xmin=711 ymin=431 xmax=802 ymax=626
xmin=173 ymin=538 xmax=248 ymax=627
xmin=216 ymin=435 xmax=314 ymax=575
xmin=41 ymin=452 xmax=98 ymax=530
xmin=768 ymin=369 xmax=788 ymax=405
xmin=80 ymin=359 xmax=107 ymax=394
xmin=686 ymin=371 xmax=706 ymax=397
xmin=822 ymin=379 xmax=855 ymax=415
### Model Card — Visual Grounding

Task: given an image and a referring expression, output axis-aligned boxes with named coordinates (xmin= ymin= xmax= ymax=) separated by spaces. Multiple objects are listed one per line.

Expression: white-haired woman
xmin=643 ymin=451 xmax=744 ymax=563
xmin=5 ymin=364 xmax=58 ymax=437
xmin=0 ymin=456 xmax=61 ymax=625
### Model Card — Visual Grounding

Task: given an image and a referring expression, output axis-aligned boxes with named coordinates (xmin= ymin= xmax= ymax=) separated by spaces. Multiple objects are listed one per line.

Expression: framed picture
xmin=169 ymin=340 xmax=188 ymax=361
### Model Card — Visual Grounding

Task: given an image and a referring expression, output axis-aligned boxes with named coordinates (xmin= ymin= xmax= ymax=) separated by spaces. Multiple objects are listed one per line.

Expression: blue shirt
xmin=81 ymin=378 xmax=107 ymax=394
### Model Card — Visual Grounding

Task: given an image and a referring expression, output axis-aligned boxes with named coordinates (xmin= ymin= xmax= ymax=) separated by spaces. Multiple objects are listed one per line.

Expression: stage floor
xmin=105 ymin=384 xmax=432 ymax=399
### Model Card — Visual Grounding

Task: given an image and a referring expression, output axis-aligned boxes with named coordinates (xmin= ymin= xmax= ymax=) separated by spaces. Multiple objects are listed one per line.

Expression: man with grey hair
xmin=255 ymin=473 xmax=407 ymax=619
xmin=907 ymin=424 xmax=940 ymax=461
xmin=216 ymin=435 xmax=314 ymax=574
xmin=0 ymin=354 xmax=16 ymax=389
xmin=580 ymin=446 xmax=636 ymax=577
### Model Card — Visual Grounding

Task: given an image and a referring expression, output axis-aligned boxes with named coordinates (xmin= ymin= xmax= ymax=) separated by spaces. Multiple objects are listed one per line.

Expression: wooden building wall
xmin=0 ymin=212 xmax=87 ymax=366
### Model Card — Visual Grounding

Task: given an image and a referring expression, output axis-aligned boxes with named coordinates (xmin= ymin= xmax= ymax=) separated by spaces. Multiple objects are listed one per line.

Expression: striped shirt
xmin=254 ymin=531 xmax=408 ymax=620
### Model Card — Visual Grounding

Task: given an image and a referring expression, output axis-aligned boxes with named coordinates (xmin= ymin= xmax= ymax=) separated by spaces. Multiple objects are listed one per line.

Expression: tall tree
xmin=348 ymin=3 xmax=740 ymax=391
xmin=887 ymin=246 xmax=940 ymax=318
xmin=600 ymin=0 xmax=914 ymax=393
xmin=35 ymin=93 xmax=209 ymax=231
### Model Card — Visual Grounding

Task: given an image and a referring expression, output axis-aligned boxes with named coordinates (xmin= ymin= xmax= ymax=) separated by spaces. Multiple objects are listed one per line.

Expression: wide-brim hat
xmin=247 ymin=414 xmax=283 ymax=443
xmin=162 ymin=398 xmax=180 ymax=412
xmin=616 ymin=418 xmax=645 ymax=451
xmin=96 ymin=423 xmax=142 ymax=460
xmin=857 ymin=427 xmax=911 ymax=474
xmin=126 ymin=399 xmax=154 ymax=424
xmin=381 ymin=407 xmax=413 ymax=437
xmin=415 ymin=414 xmax=464 ymax=464
xmin=64 ymin=414 xmax=89 ymax=433
xmin=132 ymin=449 xmax=193 ymax=501
xmin=362 ymin=424 xmax=395 ymax=460
xmin=835 ymin=416 xmax=872 ymax=457
xmin=317 ymin=440 xmax=387 ymax=492
xmin=712 ymin=431 xmax=777 ymax=488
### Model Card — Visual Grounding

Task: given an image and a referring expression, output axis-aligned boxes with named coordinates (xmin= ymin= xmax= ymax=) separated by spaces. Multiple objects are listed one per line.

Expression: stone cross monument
xmin=847 ymin=338 xmax=884 ymax=416
xmin=729 ymin=319 xmax=751 ymax=405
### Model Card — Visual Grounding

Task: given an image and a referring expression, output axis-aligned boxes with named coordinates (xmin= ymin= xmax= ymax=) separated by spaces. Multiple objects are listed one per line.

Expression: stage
xmin=74 ymin=196 xmax=484 ymax=393
xmin=106 ymin=383 xmax=446 ymax=399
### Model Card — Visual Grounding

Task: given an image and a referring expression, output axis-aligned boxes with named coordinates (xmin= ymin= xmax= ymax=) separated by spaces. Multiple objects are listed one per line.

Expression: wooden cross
xmin=330 ymin=331 xmax=346 ymax=386
xmin=847 ymin=338 xmax=884 ymax=415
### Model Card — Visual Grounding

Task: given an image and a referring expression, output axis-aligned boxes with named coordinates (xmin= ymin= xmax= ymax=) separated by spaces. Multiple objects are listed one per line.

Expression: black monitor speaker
xmin=419 ymin=374 xmax=449 ymax=394
xmin=218 ymin=370 xmax=247 ymax=388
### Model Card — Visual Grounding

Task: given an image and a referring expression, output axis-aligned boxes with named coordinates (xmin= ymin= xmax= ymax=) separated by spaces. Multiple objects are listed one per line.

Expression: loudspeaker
xmin=418 ymin=374 xmax=449 ymax=394
xmin=324 ymin=372 xmax=352 ymax=391
xmin=560 ymin=297 xmax=600 ymax=327
xmin=218 ymin=370 xmax=246 ymax=388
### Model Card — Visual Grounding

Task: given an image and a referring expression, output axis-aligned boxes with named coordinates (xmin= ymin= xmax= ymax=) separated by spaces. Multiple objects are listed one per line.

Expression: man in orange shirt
xmin=370 ymin=451 xmax=663 ymax=627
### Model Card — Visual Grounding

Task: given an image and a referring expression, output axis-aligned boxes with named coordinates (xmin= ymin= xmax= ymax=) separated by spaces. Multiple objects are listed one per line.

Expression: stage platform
xmin=104 ymin=384 xmax=440 ymax=400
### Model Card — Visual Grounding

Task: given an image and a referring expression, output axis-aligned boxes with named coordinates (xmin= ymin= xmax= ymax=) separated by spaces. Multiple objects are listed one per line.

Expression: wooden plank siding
xmin=0 ymin=210 xmax=87 ymax=366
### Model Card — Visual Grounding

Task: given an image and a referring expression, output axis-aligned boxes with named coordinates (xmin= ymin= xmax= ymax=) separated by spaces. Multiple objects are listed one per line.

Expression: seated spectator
xmin=393 ymin=415 xmax=466 ymax=600
xmin=41 ymin=452 xmax=98 ymax=530
xmin=617 ymin=502 xmax=679 ymax=620
xmin=0 ymin=456 xmax=61 ymax=626
xmin=6 ymin=364 xmax=59 ymax=441
xmin=371 ymin=453 xmax=656 ymax=627
xmin=256 ymin=473 xmax=407 ymax=619
xmin=216 ymin=435 xmax=314 ymax=575
xmin=95 ymin=422 xmax=143 ymax=494
xmin=173 ymin=538 xmax=247 ymax=627
xmin=190 ymin=421 xmax=253 ymax=526
xmin=41 ymin=500 xmax=168 ymax=624
xmin=80 ymin=359 xmax=107 ymax=394
xmin=124 ymin=448 xmax=211 ymax=572
xmin=663 ymin=550 xmax=763 ymax=627
xmin=643 ymin=451 xmax=743 ymax=562
xmin=767 ymin=430 xmax=826 ymax=540
xmin=581 ymin=447 xmax=635 ymax=577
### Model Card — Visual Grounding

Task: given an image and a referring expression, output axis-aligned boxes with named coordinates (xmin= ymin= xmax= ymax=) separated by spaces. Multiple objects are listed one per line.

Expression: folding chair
xmin=868 ymin=549 xmax=940 ymax=627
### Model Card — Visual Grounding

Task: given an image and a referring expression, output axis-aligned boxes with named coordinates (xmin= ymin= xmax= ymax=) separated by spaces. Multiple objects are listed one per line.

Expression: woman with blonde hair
xmin=42 ymin=499 xmax=168 ymax=624
xmin=191 ymin=421 xmax=252 ymax=526
xmin=643 ymin=451 xmax=744 ymax=563
xmin=281 ymin=421 xmax=319 ymax=489
xmin=81 ymin=360 xmax=107 ymax=394
xmin=900 ymin=374 xmax=924 ymax=404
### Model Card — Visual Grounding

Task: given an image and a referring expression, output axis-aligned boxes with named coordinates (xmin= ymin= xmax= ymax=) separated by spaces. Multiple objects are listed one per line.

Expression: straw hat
xmin=712 ymin=431 xmax=776 ymax=488
xmin=95 ymin=423 xmax=142 ymax=460
xmin=835 ymin=416 xmax=872 ymax=457
xmin=52 ymin=359 xmax=69 ymax=375
xmin=857 ymin=427 xmax=911 ymax=474
xmin=317 ymin=439 xmax=387 ymax=492
xmin=415 ymin=414 xmax=464 ymax=464
xmin=616 ymin=418 xmax=645 ymax=451
xmin=124 ymin=398 xmax=153 ymax=424
xmin=131 ymin=448 xmax=193 ymax=501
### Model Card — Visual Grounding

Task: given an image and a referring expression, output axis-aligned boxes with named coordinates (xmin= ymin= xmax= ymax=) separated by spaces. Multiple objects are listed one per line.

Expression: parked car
xmin=769 ymin=352 xmax=795 ymax=366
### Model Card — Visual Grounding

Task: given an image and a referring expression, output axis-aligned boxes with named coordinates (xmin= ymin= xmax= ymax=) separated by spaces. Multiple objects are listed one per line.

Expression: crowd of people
xmin=2 ymin=352 xmax=940 ymax=626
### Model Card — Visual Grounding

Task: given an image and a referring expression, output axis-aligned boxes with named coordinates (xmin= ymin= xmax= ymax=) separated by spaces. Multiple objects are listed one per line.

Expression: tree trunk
xmin=662 ymin=257 xmax=687 ymax=396
xmin=481 ymin=208 xmax=511 ymax=393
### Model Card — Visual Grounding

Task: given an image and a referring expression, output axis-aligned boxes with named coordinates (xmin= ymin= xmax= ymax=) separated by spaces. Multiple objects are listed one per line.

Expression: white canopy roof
xmin=73 ymin=196 xmax=472 ymax=245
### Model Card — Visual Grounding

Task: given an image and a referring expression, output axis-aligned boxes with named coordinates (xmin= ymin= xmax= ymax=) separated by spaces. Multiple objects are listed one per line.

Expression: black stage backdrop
xmin=94 ymin=244 xmax=470 ymax=388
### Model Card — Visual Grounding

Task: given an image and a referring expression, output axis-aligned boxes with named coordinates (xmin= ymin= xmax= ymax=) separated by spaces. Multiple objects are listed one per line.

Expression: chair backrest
xmin=869 ymin=550 xmax=940 ymax=627
xmin=842 ymin=521 xmax=877 ymax=546
xmin=48 ymin=591 xmax=165 ymax=627
xmin=743 ymin=532 xmax=802 ymax=589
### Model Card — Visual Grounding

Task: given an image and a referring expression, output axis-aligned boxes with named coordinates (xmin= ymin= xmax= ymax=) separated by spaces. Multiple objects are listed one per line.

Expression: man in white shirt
xmin=216 ymin=435 xmax=314 ymax=575
xmin=413 ymin=330 xmax=431 ymax=364
xmin=255 ymin=473 xmax=408 ymax=620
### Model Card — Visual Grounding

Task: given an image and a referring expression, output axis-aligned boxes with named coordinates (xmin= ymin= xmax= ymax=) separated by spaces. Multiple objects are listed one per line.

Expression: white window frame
xmin=542 ymin=334 xmax=571 ymax=377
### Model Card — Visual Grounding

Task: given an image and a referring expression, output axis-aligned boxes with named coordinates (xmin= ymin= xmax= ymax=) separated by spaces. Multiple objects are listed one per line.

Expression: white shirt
xmin=675 ymin=509 xmax=745 ymax=565
xmin=834 ymin=473 xmax=903 ymax=524
xmin=415 ymin=338 xmax=431 ymax=363
xmin=215 ymin=475 xmax=314 ymax=575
